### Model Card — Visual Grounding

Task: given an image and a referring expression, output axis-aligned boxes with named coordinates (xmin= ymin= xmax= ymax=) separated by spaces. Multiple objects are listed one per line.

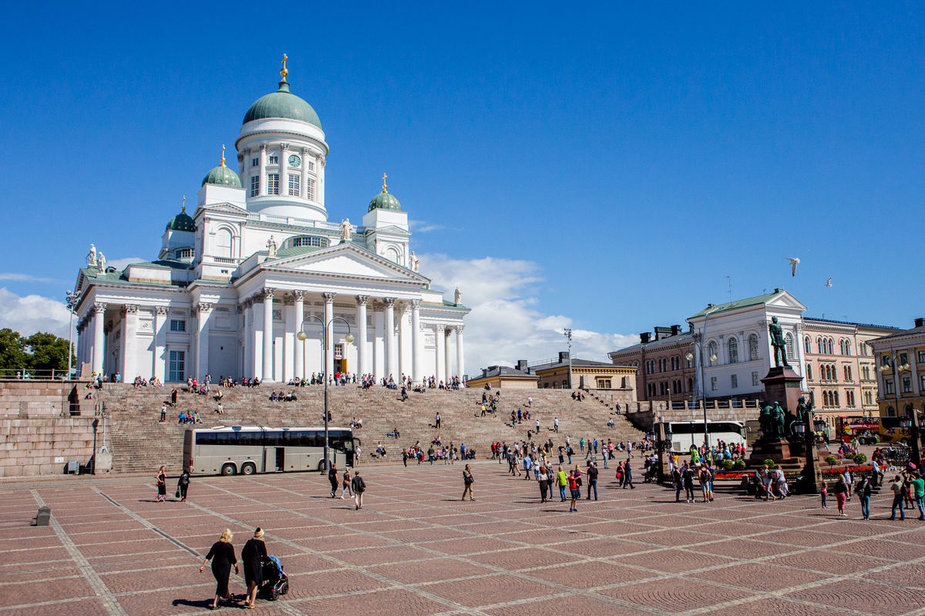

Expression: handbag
xmin=175 ymin=489 xmax=180 ymax=498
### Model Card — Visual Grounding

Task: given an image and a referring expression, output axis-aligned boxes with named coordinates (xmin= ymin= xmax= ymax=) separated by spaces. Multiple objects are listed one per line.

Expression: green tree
xmin=0 ymin=328 xmax=28 ymax=372
xmin=25 ymin=332 xmax=72 ymax=373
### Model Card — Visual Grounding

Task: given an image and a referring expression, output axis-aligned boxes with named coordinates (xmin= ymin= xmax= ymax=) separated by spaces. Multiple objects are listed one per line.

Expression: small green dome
xmin=243 ymin=81 xmax=322 ymax=128
xmin=202 ymin=164 xmax=242 ymax=188
xmin=369 ymin=176 xmax=402 ymax=212
xmin=166 ymin=208 xmax=195 ymax=232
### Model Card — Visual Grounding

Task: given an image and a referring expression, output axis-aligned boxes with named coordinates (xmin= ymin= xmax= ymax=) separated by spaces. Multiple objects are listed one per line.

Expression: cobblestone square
xmin=1 ymin=461 xmax=923 ymax=615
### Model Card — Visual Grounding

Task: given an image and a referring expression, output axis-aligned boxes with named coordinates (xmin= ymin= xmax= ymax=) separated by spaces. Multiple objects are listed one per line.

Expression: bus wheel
xmin=221 ymin=463 xmax=237 ymax=476
xmin=241 ymin=462 xmax=256 ymax=476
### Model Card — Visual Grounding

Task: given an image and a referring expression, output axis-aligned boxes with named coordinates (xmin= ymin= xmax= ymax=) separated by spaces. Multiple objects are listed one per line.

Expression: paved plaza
xmin=1 ymin=461 xmax=923 ymax=616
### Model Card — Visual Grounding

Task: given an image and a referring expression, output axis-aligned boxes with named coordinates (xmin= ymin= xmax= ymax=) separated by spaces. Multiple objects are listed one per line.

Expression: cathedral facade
xmin=72 ymin=59 xmax=468 ymax=384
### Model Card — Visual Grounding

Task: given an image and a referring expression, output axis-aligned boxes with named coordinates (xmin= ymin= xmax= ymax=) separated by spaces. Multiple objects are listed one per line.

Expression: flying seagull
xmin=825 ymin=277 xmax=832 ymax=287
xmin=787 ymin=257 xmax=800 ymax=277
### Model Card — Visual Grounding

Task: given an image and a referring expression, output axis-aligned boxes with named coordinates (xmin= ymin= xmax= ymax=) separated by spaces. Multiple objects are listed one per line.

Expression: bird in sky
xmin=787 ymin=257 xmax=800 ymax=277
xmin=825 ymin=277 xmax=832 ymax=287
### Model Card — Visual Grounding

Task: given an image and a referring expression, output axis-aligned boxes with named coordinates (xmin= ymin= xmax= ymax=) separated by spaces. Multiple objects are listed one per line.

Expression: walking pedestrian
xmin=833 ymin=475 xmax=848 ymax=517
xmin=341 ymin=468 xmax=353 ymax=499
xmin=567 ymin=470 xmax=580 ymax=512
xmin=199 ymin=528 xmax=238 ymax=610
xmin=241 ymin=528 xmax=268 ymax=609
xmin=889 ymin=475 xmax=906 ymax=520
xmin=623 ymin=459 xmax=635 ymax=489
xmin=328 ymin=463 xmax=339 ymax=497
xmin=586 ymin=462 xmax=598 ymax=500
xmin=351 ymin=470 xmax=366 ymax=510
xmin=820 ymin=480 xmax=828 ymax=509
xmin=910 ymin=472 xmax=925 ymax=520
xmin=155 ymin=465 xmax=167 ymax=502
xmin=855 ymin=474 xmax=872 ymax=520
xmin=176 ymin=469 xmax=190 ymax=502
xmin=461 ymin=464 xmax=475 ymax=501
xmin=538 ymin=465 xmax=549 ymax=502
xmin=557 ymin=466 xmax=568 ymax=501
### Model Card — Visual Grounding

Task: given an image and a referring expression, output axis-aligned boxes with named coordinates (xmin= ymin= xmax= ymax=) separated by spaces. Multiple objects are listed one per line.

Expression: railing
xmin=0 ymin=369 xmax=76 ymax=381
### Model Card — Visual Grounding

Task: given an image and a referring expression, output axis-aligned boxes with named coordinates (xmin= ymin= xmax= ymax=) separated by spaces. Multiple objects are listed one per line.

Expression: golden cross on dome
xmin=280 ymin=53 xmax=289 ymax=82
xmin=181 ymin=195 xmax=186 ymax=212
xmin=382 ymin=172 xmax=388 ymax=192
xmin=220 ymin=144 xmax=226 ymax=166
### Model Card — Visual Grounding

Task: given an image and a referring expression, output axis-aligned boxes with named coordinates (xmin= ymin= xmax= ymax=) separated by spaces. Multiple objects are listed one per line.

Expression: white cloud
xmin=409 ymin=220 xmax=445 ymax=233
xmin=0 ymin=273 xmax=59 ymax=283
xmin=0 ymin=288 xmax=74 ymax=338
xmin=421 ymin=254 xmax=638 ymax=375
xmin=106 ymin=257 xmax=145 ymax=271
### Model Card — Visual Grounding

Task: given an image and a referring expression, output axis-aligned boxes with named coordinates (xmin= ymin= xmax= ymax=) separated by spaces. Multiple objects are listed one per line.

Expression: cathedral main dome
xmin=243 ymin=81 xmax=322 ymax=129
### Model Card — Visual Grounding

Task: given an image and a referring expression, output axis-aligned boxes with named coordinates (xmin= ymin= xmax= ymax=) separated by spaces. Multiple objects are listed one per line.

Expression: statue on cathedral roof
xmin=88 ymin=244 xmax=97 ymax=268
xmin=409 ymin=251 xmax=419 ymax=272
xmin=340 ymin=218 xmax=353 ymax=242
xmin=97 ymin=252 xmax=106 ymax=271
xmin=454 ymin=288 xmax=462 ymax=305
xmin=267 ymin=235 xmax=278 ymax=258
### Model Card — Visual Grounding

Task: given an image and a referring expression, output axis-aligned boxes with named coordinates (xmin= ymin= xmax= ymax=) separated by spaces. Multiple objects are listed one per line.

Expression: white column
xmin=435 ymin=325 xmax=446 ymax=385
xmin=444 ymin=326 xmax=452 ymax=381
xmin=356 ymin=296 xmax=369 ymax=377
xmin=121 ymin=305 xmax=138 ymax=379
xmin=293 ymin=291 xmax=304 ymax=380
xmin=252 ymin=301 xmax=263 ymax=379
xmin=456 ymin=326 xmax=465 ymax=382
xmin=384 ymin=298 xmax=396 ymax=379
xmin=300 ymin=148 xmax=308 ymax=200
xmin=397 ymin=304 xmax=408 ymax=378
xmin=319 ymin=158 xmax=325 ymax=205
xmin=153 ymin=306 xmax=167 ymax=381
xmin=411 ymin=300 xmax=422 ymax=383
xmin=374 ymin=308 xmax=384 ymax=379
xmin=323 ymin=292 xmax=335 ymax=383
xmin=91 ymin=303 xmax=106 ymax=375
xmin=258 ymin=144 xmax=267 ymax=197
xmin=262 ymin=289 xmax=274 ymax=381
xmin=283 ymin=295 xmax=295 ymax=383
xmin=196 ymin=303 xmax=212 ymax=380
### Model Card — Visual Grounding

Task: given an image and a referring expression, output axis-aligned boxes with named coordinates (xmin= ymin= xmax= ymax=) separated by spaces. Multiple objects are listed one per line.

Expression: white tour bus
xmin=183 ymin=425 xmax=358 ymax=476
xmin=660 ymin=420 xmax=747 ymax=453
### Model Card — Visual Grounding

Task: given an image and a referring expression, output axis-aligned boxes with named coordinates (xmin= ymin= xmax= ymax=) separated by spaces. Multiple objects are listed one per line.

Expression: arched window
xmin=708 ymin=341 xmax=718 ymax=366
xmin=785 ymin=333 xmax=795 ymax=360
xmin=804 ymin=336 xmax=811 ymax=354
xmin=215 ymin=228 xmax=233 ymax=258
xmin=728 ymin=337 xmax=739 ymax=363
xmin=845 ymin=340 xmax=851 ymax=356
xmin=817 ymin=338 xmax=823 ymax=354
xmin=749 ymin=334 xmax=760 ymax=361
xmin=827 ymin=338 xmax=835 ymax=355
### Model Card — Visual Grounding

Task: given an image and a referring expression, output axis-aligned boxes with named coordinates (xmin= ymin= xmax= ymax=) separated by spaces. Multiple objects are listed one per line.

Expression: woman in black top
xmin=242 ymin=528 xmax=268 ymax=608
xmin=200 ymin=528 xmax=238 ymax=609
xmin=155 ymin=465 xmax=167 ymax=502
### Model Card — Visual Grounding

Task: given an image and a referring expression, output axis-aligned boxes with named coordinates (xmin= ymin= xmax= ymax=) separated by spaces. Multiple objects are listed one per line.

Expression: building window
xmin=308 ymin=159 xmax=315 ymax=171
xmin=785 ymin=333 xmax=795 ymax=360
xmin=597 ymin=378 xmax=612 ymax=389
xmin=268 ymin=154 xmax=279 ymax=165
xmin=885 ymin=379 xmax=894 ymax=395
xmin=711 ymin=376 xmax=717 ymax=391
xmin=292 ymin=235 xmax=329 ymax=248
xmin=216 ymin=229 xmax=233 ymax=259
xmin=918 ymin=350 xmax=925 ymax=364
xmin=882 ymin=355 xmax=891 ymax=368
xmin=864 ymin=390 xmax=873 ymax=405
xmin=708 ymin=341 xmax=718 ymax=366
xmin=804 ymin=336 xmax=811 ymax=354
xmin=920 ymin=374 xmax=925 ymax=392
xmin=748 ymin=334 xmax=759 ymax=361
xmin=250 ymin=175 xmax=259 ymax=197
xmin=844 ymin=365 xmax=852 ymax=382
xmin=902 ymin=377 xmax=912 ymax=394
xmin=728 ymin=337 xmax=738 ymax=364
xmin=168 ymin=350 xmax=185 ymax=382
xmin=807 ymin=365 xmax=813 ymax=381
xmin=686 ymin=355 xmax=693 ymax=368
xmin=267 ymin=173 xmax=280 ymax=195
xmin=169 ymin=319 xmax=186 ymax=332
xmin=731 ymin=374 xmax=738 ymax=389
xmin=289 ymin=174 xmax=300 ymax=196
xmin=251 ymin=157 xmax=258 ymax=167
xmin=751 ymin=371 xmax=759 ymax=386
xmin=175 ymin=248 xmax=193 ymax=260
xmin=899 ymin=352 xmax=909 ymax=366
xmin=862 ymin=365 xmax=870 ymax=380
xmin=845 ymin=341 xmax=851 ymax=356
xmin=306 ymin=177 xmax=315 ymax=200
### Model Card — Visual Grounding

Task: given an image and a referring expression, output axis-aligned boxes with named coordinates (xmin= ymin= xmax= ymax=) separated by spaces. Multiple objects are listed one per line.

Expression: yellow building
xmin=466 ymin=361 xmax=537 ymax=390
xmin=532 ymin=353 xmax=637 ymax=393
xmin=869 ymin=318 xmax=925 ymax=418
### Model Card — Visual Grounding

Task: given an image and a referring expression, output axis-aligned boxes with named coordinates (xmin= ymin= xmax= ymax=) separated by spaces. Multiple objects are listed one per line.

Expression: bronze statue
xmin=772 ymin=402 xmax=786 ymax=439
xmin=768 ymin=317 xmax=791 ymax=368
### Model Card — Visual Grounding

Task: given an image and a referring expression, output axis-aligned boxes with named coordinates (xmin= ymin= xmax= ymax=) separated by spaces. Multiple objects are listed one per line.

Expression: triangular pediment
xmin=264 ymin=243 xmax=428 ymax=283
xmin=767 ymin=290 xmax=807 ymax=311
xmin=200 ymin=202 xmax=249 ymax=217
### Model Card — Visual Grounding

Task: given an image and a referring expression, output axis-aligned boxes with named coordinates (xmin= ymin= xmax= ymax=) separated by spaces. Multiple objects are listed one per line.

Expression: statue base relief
xmin=760 ymin=367 xmax=804 ymax=414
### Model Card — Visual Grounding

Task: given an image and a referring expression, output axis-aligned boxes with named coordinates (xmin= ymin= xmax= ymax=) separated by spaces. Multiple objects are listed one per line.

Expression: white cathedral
xmin=73 ymin=58 xmax=469 ymax=384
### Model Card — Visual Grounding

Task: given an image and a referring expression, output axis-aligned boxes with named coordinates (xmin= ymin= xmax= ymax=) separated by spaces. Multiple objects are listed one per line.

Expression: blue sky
xmin=0 ymin=2 xmax=922 ymax=369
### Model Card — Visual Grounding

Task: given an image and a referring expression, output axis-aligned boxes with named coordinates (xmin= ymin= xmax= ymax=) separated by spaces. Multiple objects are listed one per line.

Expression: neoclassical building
xmin=72 ymin=59 xmax=469 ymax=383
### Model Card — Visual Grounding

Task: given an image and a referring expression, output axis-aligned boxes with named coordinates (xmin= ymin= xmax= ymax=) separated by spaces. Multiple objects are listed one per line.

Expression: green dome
xmin=166 ymin=209 xmax=195 ymax=232
xmin=243 ymin=81 xmax=322 ymax=128
xmin=202 ymin=164 xmax=242 ymax=188
xmin=369 ymin=177 xmax=402 ymax=212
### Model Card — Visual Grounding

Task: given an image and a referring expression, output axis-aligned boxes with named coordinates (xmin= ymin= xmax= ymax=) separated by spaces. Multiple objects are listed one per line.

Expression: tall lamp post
xmin=298 ymin=315 xmax=354 ymax=471
xmin=686 ymin=305 xmax=719 ymax=447
xmin=564 ymin=328 xmax=573 ymax=389
xmin=65 ymin=290 xmax=78 ymax=380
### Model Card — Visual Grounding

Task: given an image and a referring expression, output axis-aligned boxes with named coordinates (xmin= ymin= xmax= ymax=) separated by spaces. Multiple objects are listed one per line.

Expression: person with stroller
xmin=242 ymin=528 xmax=268 ymax=609
xmin=200 ymin=528 xmax=238 ymax=610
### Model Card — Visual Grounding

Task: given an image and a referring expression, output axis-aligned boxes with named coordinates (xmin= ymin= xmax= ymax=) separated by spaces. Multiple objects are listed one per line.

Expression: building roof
xmin=610 ymin=332 xmax=694 ymax=355
xmin=688 ymin=289 xmax=784 ymax=319
xmin=472 ymin=365 xmax=537 ymax=380
xmin=243 ymin=80 xmax=322 ymax=129
xmin=803 ymin=316 xmax=901 ymax=332
xmin=530 ymin=358 xmax=617 ymax=372
xmin=202 ymin=163 xmax=242 ymax=188
xmin=868 ymin=322 xmax=925 ymax=345
xmin=165 ymin=208 xmax=195 ymax=232
xmin=368 ymin=185 xmax=402 ymax=212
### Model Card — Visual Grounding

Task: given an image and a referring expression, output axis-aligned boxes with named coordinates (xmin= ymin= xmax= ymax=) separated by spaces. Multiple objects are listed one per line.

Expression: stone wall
xmin=0 ymin=380 xmax=101 ymax=477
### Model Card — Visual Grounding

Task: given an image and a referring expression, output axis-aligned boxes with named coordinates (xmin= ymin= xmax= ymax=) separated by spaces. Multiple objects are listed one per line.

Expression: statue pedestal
xmin=749 ymin=438 xmax=802 ymax=467
xmin=760 ymin=367 xmax=804 ymax=413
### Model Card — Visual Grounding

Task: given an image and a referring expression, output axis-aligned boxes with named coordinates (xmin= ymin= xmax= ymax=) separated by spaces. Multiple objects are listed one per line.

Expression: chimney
xmin=639 ymin=332 xmax=651 ymax=344
xmin=558 ymin=351 xmax=570 ymax=363
xmin=671 ymin=324 xmax=682 ymax=336
xmin=654 ymin=326 xmax=672 ymax=340
xmin=916 ymin=317 xmax=925 ymax=328
xmin=515 ymin=359 xmax=528 ymax=372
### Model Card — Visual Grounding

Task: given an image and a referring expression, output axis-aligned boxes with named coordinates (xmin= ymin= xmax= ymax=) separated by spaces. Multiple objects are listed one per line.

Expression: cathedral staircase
xmin=98 ymin=384 xmax=645 ymax=474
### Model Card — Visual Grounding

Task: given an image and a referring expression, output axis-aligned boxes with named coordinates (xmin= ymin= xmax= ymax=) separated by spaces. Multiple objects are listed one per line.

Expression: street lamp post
xmin=65 ymin=290 xmax=78 ymax=380
xmin=563 ymin=328 xmax=573 ymax=389
xmin=298 ymin=315 xmax=354 ymax=471
xmin=686 ymin=306 xmax=719 ymax=448
xmin=899 ymin=409 xmax=922 ymax=468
